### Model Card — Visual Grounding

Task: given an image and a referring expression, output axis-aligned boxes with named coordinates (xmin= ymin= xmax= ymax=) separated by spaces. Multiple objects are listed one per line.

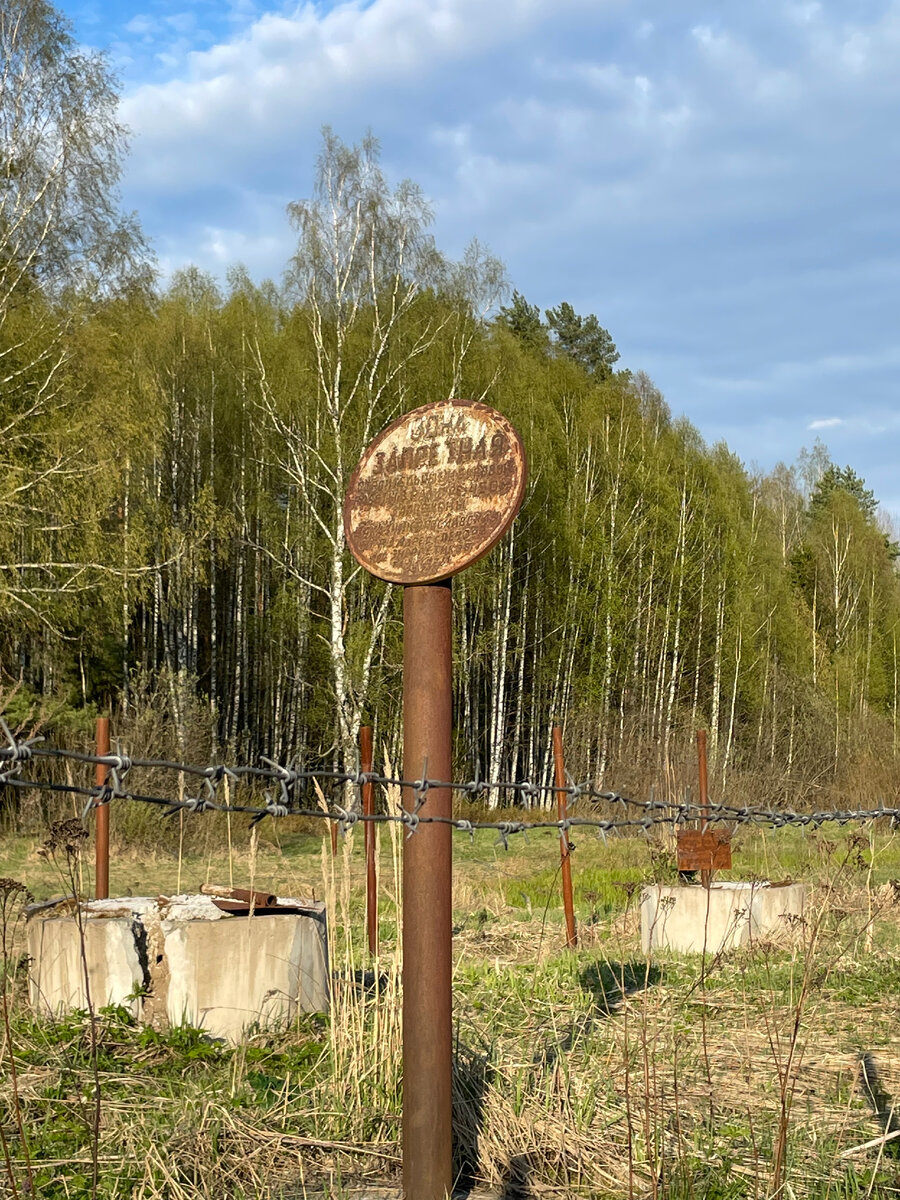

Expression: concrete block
xmin=28 ymin=915 xmax=144 ymax=1018
xmin=27 ymin=895 xmax=329 ymax=1043
xmin=164 ymin=909 xmax=329 ymax=1042
xmin=641 ymin=881 xmax=807 ymax=955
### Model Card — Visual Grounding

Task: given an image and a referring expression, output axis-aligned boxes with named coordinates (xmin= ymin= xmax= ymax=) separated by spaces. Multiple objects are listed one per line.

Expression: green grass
xmin=3 ymin=1003 xmax=335 ymax=1199
xmin=4 ymin=819 xmax=900 ymax=1197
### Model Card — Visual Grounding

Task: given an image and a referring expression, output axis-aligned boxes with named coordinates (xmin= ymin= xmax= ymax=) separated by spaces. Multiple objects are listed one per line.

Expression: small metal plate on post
xmin=343 ymin=400 xmax=527 ymax=584
xmin=677 ymin=829 xmax=733 ymax=873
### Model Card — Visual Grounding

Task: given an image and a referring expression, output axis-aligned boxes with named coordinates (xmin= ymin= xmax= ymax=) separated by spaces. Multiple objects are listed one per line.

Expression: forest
xmin=5 ymin=0 xmax=900 ymax=815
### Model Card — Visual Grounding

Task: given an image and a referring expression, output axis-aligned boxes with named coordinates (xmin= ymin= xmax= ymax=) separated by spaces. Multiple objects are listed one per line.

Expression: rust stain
xmin=344 ymin=400 xmax=527 ymax=584
xmin=676 ymin=829 xmax=733 ymax=873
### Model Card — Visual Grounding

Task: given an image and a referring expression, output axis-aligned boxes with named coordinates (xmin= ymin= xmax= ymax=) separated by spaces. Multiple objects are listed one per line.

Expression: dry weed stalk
xmin=0 ymin=878 xmax=33 ymax=1199
xmin=40 ymin=820 xmax=101 ymax=1200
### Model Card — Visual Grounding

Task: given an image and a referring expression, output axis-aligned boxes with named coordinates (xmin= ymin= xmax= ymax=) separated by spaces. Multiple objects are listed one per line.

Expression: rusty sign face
xmin=676 ymin=829 xmax=733 ymax=873
xmin=343 ymin=400 xmax=527 ymax=584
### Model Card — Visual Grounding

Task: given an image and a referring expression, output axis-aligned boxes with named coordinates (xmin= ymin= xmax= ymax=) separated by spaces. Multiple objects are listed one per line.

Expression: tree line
xmin=4 ymin=0 xmax=900 ymax=811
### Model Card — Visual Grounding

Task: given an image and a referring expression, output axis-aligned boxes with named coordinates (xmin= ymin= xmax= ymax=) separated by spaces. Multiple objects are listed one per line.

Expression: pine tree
xmin=545 ymin=302 xmax=620 ymax=379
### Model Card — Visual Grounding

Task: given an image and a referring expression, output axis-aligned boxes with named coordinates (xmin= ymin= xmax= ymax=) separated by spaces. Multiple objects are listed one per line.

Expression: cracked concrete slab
xmin=27 ymin=894 xmax=329 ymax=1042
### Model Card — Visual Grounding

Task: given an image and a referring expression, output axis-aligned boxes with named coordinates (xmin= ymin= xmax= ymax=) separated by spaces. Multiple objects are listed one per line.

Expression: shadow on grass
xmin=451 ymin=964 xmax=662 ymax=1196
xmin=498 ymin=1152 xmax=533 ymax=1198
xmin=452 ymin=1048 xmax=539 ymax=1198
xmin=534 ymin=960 xmax=663 ymax=1068
xmin=349 ymin=967 xmax=390 ymax=991
xmin=452 ymin=1040 xmax=494 ymax=1197
xmin=579 ymin=959 xmax=661 ymax=1013
xmin=859 ymin=1052 xmax=900 ymax=1159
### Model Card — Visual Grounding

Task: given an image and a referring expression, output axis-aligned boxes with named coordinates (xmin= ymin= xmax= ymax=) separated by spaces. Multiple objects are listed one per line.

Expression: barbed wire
xmin=2 ymin=719 xmax=899 ymax=841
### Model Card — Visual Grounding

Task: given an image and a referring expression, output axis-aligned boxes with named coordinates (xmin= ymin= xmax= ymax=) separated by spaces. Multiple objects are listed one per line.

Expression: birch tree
xmin=0 ymin=0 xmax=149 ymax=626
xmin=257 ymin=130 xmax=503 ymax=761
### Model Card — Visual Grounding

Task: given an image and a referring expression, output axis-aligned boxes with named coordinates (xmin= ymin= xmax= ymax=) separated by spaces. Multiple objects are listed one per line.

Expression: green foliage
xmin=0 ymin=0 xmax=152 ymax=672
xmin=545 ymin=300 xmax=620 ymax=378
xmin=496 ymin=289 xmax=549 ymax=352
xmin=504 ymin=864 xmax=644 ymax=919
xmin=810 ymin=464 xmax=879 ymax=522
xmin=4 ymin=115 xmax=900 ymax=817
xmin=0 ymin=683 xmax=97 ymax=739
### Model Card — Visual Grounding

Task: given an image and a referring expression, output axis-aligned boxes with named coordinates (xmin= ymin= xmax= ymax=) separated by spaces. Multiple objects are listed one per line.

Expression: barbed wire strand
xmin=2 ymin=720 xmax=898 ymax=839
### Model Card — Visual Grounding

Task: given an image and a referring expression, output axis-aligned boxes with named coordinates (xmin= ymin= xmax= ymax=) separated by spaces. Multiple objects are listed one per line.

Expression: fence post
xmin=552 ymin=725 xmax=577 ymax=948
xmin=361 ymin=724 xmax=377 ymax=956
xmin=697 ymin=729 xmax=711 ymax=889
xmin=402 ymin=582 xmax=453 ymax=1200
xmin=95 ymin=716 xmax=110 ymax=900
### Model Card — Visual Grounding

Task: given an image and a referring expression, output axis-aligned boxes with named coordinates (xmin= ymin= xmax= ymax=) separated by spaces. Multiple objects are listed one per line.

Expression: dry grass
xmin=3 ymin=817 xmax=900 ymax=1197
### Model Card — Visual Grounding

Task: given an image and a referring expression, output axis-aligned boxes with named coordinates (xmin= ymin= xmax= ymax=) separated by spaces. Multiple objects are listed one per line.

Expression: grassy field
xmin=3 ymin=812 xmax=900 ymax=1198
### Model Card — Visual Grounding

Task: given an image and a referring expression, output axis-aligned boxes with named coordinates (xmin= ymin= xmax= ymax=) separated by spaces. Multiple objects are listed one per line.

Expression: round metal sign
xmin=343 ymin=400 xmax=527 ymax=584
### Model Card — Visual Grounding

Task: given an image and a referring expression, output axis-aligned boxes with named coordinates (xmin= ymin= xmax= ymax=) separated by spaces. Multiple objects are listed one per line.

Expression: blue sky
xmin=59 ymin=0 xmax=900 ymax=517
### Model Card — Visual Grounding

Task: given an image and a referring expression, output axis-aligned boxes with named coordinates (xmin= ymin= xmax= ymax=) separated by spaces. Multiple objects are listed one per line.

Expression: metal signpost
xmin=676 ymin=729 xmax=732 ymax=882
xmin=345 ymin=400 xmax=526 ymax=1200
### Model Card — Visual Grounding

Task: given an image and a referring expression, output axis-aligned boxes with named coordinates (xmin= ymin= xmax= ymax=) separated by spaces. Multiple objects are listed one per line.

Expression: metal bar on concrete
xmin=200 ymin=884 xmax=277 ymax=907
xmin=361 ymin=724 xmax=377 ymax=955
xmin=402 ymin=581 xmax=453 ymax=1200
xmin=552 ymin=725 xmax=577 ymax=949
xmin=95 ymin=717 xmax=110 ymax=900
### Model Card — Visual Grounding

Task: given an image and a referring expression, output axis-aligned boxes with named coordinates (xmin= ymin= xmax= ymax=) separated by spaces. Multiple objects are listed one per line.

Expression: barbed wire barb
xmin=2 ymin=727 xmax=900 ymax=836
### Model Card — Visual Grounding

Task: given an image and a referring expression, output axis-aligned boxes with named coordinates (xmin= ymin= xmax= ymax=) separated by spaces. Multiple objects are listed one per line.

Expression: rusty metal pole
xmin=402 ymin=581 xmax=453 ymax=1200
xmin=343 ymin=398 xmax=526 ymax=1200
xmin=697 ymin=729 xmax=711 ymax=889
xmin=552 ymin=725 xmax=577 ymax=949
xmin=361 ymin=724 xmax=377 ymax=956
xmin=95 ymin=717 xmax=110 ymax=900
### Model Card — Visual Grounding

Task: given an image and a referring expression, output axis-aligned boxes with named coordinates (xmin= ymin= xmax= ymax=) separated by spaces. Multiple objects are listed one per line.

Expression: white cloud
xmin=197 ymin=223 xmax=285 ymax=268
xmin=103 ymin=0 xmax=900 ymax=517
xmin=165 ymin=11 xmax=198 ymax=35
xmin=121 ymin=0 xmax=603 ymax=190
xmin=124 ymin=13 xmax=158 ymax=35
xmin=789 ymin=2 xmax=822 ymax=24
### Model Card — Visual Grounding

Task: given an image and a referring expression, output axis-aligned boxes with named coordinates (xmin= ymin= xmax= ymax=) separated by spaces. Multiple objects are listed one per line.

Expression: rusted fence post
xmin=403 ymin=582 xmax=453 ymax=1199
xmin=552 ymin=725 xmax=577 ymax=948
xmin=361 ymin=724 xmax=377 ymax=955
xmin=95 ymin=716 xmax=110 ymax=900
xmin=329 ymin=813 xmax=338 ymax=856
xmin=697 ymin=728 xmax=711 ymax=889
